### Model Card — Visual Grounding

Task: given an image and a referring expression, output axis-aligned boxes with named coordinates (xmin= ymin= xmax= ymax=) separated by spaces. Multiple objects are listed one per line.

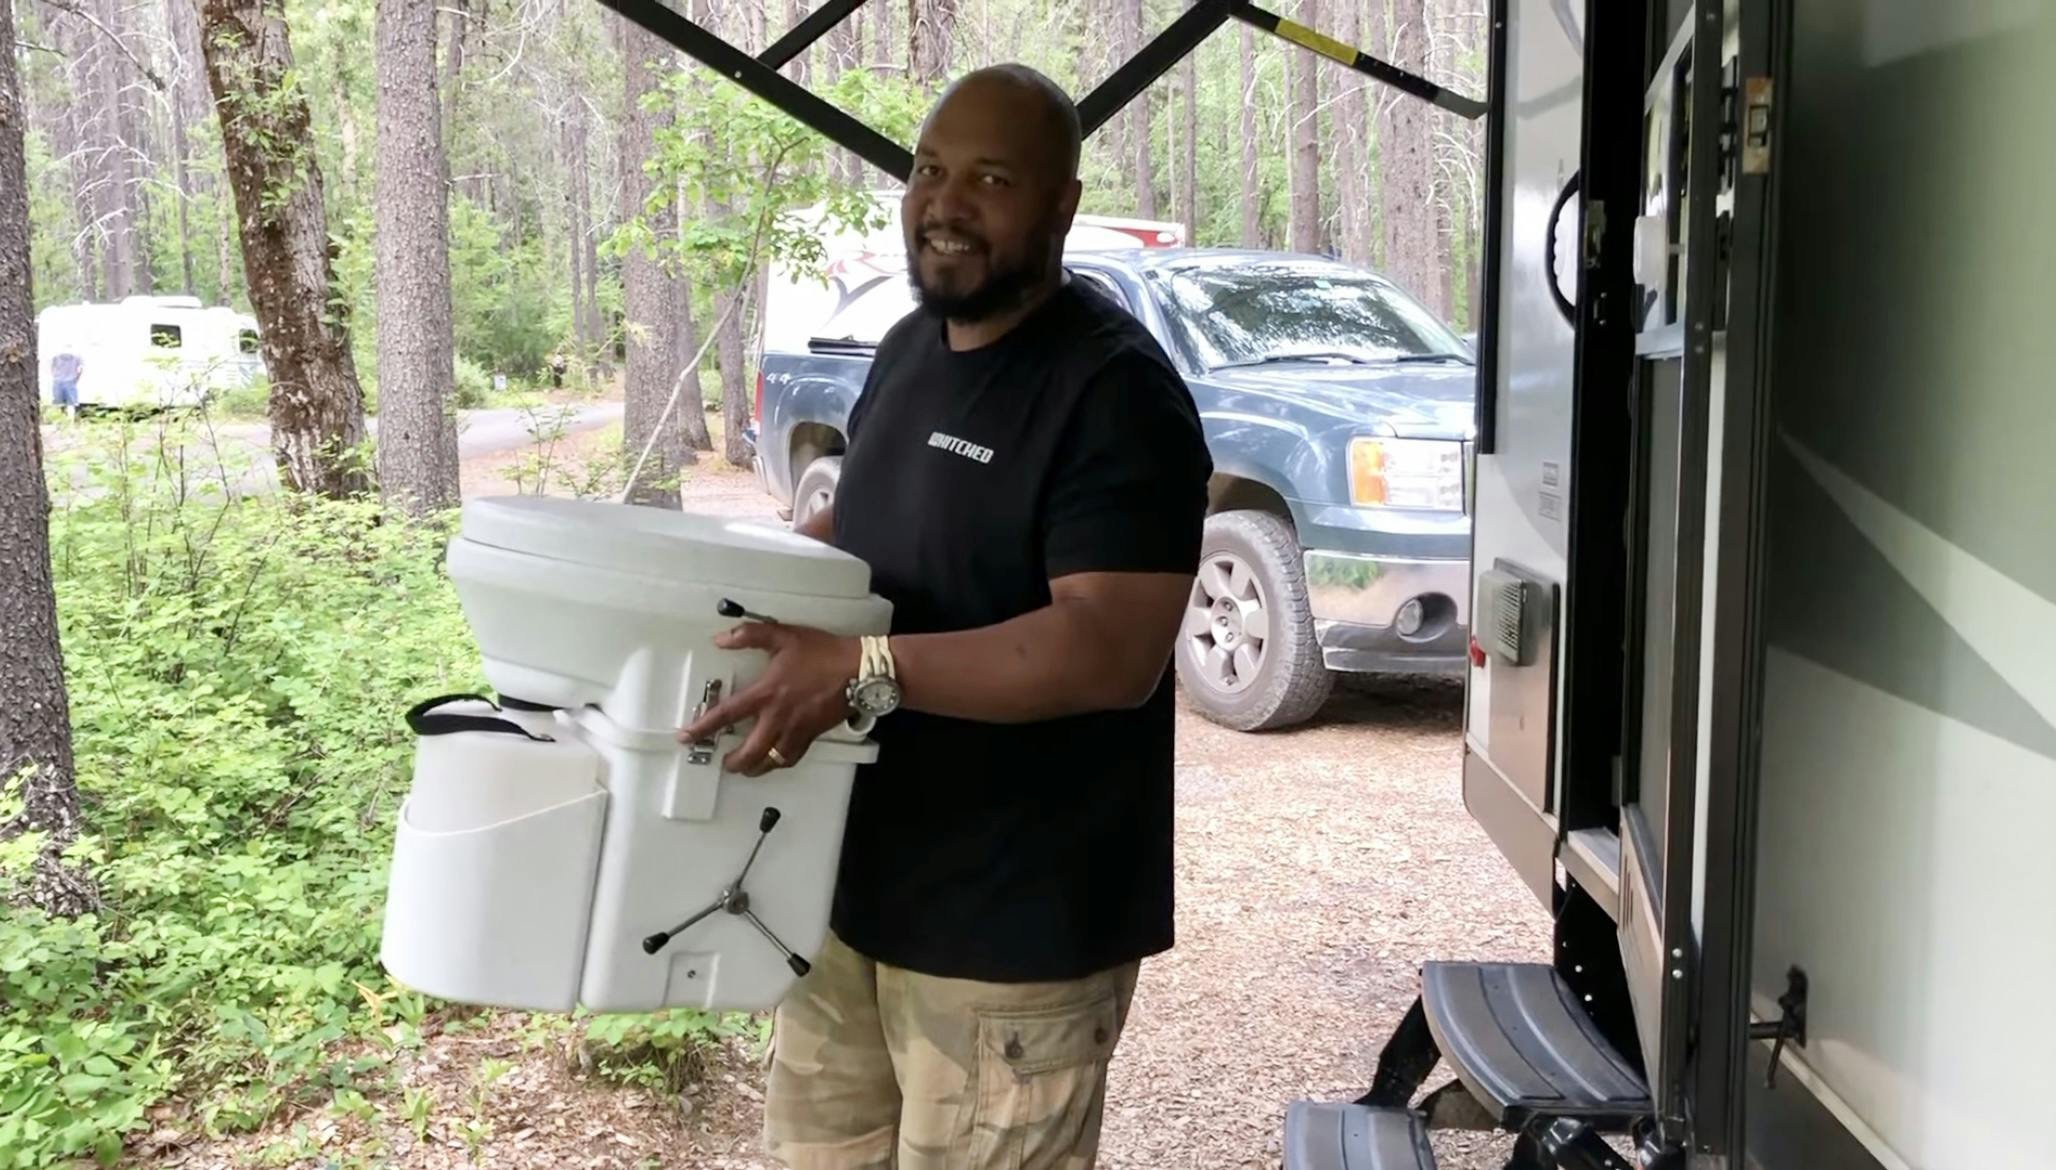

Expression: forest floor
xmin=149 ymin=431 xmax=1553 ymax=1170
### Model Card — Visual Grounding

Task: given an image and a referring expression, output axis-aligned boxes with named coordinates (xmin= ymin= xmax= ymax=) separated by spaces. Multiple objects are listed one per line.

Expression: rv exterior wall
xmin=1748 ymin=4 xmax=2056 ymax=1169
xmin=1459 ymin=0 xmax=1585 ymax=889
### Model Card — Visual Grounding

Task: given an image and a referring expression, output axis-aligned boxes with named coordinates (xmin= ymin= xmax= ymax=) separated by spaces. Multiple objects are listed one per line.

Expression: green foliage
xmin=0 ymin=418 xmax=732 ymax=1166
xmin=577 ymin=1009 xmax=743 ymax=1095
xmin=620 ymin=68 xmax=919 ymax=300
xmin=449 ymin=197 xmax=562 ymax=380
xmin=452 ymin=354 xmax=493 ymax=409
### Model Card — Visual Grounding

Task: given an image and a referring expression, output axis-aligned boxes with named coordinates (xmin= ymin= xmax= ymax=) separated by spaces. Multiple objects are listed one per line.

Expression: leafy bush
xmin=453 ymin=354 xmax=493 ymax=409
xmin=5 ymin=415 xmax=726 ymax=1167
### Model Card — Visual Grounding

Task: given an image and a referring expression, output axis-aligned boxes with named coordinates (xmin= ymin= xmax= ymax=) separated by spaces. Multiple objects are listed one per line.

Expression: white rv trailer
xmin=36 ymin=295 xmax=264 ymax=410
xmin=589 ymin=0 xmax=2052 ymax=1165
xmin=1294 ymin=2 xmax=2056 ymax=1169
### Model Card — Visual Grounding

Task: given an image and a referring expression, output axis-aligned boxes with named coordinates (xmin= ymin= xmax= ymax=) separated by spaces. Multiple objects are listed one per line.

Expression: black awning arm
xmin=597 ymin=0 xmax=1486 ymax=186
xmin=759 ymin=0 xmax=868 ymax=71
xmin=1233 ymin=1 xmax=1488 ymax=121
xmin=598 ymin=0 xmax=915 ymax=180
xmin=1076 ymin=0 xmax=1238 ymax=136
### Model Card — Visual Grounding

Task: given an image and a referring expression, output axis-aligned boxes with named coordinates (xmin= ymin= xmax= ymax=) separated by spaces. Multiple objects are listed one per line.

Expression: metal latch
xmin=686 ymin=678 xmax=723 ymax=765
xmin=1741 ymin=77 xmax=1774 ymax=174
xmin=1747 ymin=965 xmax=1808 ymax=1087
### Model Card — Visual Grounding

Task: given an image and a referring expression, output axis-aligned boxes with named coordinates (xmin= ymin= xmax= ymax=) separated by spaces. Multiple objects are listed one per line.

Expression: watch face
xmin=851 ymin=676 xmax=901 ymax=716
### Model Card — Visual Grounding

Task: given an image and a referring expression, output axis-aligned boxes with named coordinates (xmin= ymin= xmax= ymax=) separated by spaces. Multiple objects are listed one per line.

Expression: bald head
xmin=925 ymin=64 xmax=1082 ymax=179
xmin=902 ymin=63 xmax=1085 ymax=329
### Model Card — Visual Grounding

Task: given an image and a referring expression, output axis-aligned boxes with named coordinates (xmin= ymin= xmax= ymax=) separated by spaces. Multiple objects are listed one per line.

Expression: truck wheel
xmin=792 ymin=455 xmax=840 ymax=529
xmin=1175 ymin=509 xmax=1333 ymax=732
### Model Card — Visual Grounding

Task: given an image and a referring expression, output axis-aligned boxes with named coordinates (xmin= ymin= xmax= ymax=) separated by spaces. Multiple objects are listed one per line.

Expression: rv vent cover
xmin=1477 ymin=568 xmax=1532 ymax=665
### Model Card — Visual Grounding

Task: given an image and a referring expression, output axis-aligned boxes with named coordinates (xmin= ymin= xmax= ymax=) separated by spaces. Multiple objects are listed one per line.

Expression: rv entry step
xmin=1283 ymin=1102 xmax=1437 ymax=1170
xmin=1421 ymin=962 xmax=1649 ymax=1130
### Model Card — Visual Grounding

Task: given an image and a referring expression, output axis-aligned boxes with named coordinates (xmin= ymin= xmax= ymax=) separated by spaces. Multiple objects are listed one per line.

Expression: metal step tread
xmin=1421 ymin=961 xmax=1649 ymax=1128
xmin=1283 ymin=1102 xmax=1436 ymax=1170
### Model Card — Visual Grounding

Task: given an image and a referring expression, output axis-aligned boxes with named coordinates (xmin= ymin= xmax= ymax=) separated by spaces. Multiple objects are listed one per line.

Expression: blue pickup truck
xmin=746 ymin=247 xmax=1476 ymax=731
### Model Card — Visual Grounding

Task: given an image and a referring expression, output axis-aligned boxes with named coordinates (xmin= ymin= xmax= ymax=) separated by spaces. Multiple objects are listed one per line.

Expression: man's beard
xmin=905 ymin=229 xmax=1055 ymax=322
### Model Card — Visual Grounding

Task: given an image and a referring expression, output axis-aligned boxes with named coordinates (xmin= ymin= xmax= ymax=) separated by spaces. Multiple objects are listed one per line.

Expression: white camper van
xmin=37 ymin=295 xmax=265 ymax=411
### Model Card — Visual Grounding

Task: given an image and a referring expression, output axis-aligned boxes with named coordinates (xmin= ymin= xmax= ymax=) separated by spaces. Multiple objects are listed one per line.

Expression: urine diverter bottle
xmin=378 ymin=496 xmax=893 ymax=1015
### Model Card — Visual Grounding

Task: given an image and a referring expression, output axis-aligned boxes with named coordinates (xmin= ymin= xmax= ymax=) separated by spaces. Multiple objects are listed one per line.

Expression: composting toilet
xmin=378 ymin=496 xmax=892 ymax=1015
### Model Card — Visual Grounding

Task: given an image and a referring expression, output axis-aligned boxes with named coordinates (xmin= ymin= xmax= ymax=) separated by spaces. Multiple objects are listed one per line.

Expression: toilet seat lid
xmin=457 ymin=496 xmax=874 ymax=599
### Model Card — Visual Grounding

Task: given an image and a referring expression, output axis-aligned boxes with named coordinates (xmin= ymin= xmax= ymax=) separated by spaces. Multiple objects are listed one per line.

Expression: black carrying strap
xmin=405 ymin=693 xmax=555 ymax=742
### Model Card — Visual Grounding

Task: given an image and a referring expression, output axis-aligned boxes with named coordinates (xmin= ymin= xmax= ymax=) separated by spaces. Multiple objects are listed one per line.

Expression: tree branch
xmin=43 ymin=0 xmax=167 ymax=90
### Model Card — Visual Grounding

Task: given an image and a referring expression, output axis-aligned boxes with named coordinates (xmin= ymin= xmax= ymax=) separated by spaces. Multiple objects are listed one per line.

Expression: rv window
xmin=239 ymin=330 xmax=260 ymax=354
xmin=150 ymin=324 xmax=183 ymax=349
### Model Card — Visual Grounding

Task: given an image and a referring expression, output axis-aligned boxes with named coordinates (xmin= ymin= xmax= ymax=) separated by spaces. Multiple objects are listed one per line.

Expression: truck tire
xmin=792 ymin=455 xmax=841 ymax=529
xmin=1174 ymin=509 xmax=1333 ymax=732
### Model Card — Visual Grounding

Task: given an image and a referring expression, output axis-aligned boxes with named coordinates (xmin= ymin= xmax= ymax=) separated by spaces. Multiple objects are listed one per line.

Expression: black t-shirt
xmin=827 ymin=278 xmax=1213 ymax=982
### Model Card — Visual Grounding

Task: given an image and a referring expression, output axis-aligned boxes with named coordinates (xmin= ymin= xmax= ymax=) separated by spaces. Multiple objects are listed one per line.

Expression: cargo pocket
xmin=965 ymin=994 xmax=1122 ymax=1170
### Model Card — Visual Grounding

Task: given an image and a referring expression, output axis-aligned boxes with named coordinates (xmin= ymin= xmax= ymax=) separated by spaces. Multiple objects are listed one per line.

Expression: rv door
xmin=1615 ymin=0 xmax=1734 ymax=1132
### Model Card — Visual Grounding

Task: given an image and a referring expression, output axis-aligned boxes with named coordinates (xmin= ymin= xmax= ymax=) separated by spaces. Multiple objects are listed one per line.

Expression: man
xmin=680 ymin=64 xmax=1212 ymax=1169
xmin=50 ymin=351 xmax=81 ymax=417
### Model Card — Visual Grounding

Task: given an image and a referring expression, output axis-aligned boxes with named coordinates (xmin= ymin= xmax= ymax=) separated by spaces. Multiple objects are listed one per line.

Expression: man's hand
xmin=676 ymin=622 xmax=860 ymax=776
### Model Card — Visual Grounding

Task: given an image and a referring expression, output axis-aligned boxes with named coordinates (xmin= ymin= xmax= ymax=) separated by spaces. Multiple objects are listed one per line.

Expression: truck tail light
xmin=753 ymin=371 xmax=764 ymax=423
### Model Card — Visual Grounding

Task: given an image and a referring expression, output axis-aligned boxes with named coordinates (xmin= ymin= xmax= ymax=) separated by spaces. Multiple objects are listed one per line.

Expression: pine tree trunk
xmin=440 ymin=0 xmax=466 ymax=169
xmin=110 ymin=0 xmax=152 ymax=294
xmin=167 ymin=0 xmax=215 ymax=295
xmin=202 ymin=0 xmax=371 ymax=498
xmin=374 ymin=0 xmax=460 ymax=514
xmin=443 ymin=0 xmax=466 ymax=102
xmin=216 ymin=210 xmax=235 ymax=304
xmin=1366 ymin=0 xmax=1386 ymax=266
xmin=1465 ymin=0 xmax=1483 ymax=324
xmin=82 ymin=0 xmax=139 ymax=298
xmin=1116 ymin=0 xmax=1153 ymax=215
xmin=579 ymin=167 xmax=602 ymax=373
xmin=1381 ymin=0 xmax=1439 ymax=310
xmin=165 ymin=0 xmax=215 ymax=294
xmin=674 ymin=176 xmax=707 ymax=451
xmin=718 ymin=282 xmax=748 ymax=466
xmin=909 ymin=0 xmax=956 ymax=87
xmin=1238 ymin=23 xmax=1259 ymax=247
xmin=562 ymin=109 xmax=594 ymax=368
xmin=1179 ymin=49 xmax=1197 ymax=242
xmin=40 ymin=3 xmax=101 ymax=299
xmin=0 ymin=2 xmax=97 ymax=919
xmin=1336 ymin=0 xmax=1370 ymax=264
xmin=716 ymin=3 xmax=754 ymax=468
xmin=618 ymin=16 xmax=694 ymax=506
xmin=1288 ymin=0 xmax=1320 ymax=252
xmin=171 ymin=115 xmax=196 ymax=293
xmin=829 ymin=9 xmax=859 ymax=183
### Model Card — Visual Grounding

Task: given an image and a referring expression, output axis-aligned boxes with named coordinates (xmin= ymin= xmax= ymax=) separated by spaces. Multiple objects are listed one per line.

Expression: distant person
xmin=548 ymin=351 xmax=568 ymax=389
xmin=50 ymin=351 xmax=81 ymax=417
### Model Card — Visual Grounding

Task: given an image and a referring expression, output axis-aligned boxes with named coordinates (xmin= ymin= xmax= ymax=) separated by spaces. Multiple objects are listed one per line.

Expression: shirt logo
xmin=927 ymin=431 xmax=995 ymax=464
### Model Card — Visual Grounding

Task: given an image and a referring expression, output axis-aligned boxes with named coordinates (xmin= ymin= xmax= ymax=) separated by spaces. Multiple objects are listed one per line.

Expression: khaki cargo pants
xmin=762 ymin=931 xmax=1141 ymax=1170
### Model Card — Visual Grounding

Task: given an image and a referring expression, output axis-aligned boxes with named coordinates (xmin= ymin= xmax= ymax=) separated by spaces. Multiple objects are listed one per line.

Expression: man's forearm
xmin=889 ymin=583 xmax=1184 ymax=724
